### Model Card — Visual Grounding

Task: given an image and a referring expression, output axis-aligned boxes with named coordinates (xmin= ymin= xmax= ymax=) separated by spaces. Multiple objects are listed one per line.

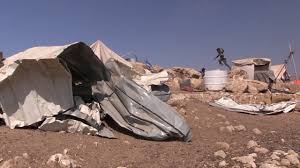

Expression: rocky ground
xmin=0 ymin=92 xmax=300 ymax=168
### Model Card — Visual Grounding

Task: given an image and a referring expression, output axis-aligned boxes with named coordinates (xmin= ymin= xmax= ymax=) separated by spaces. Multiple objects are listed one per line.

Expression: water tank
xmin=204 ymin=70 xmax=228 ymax=91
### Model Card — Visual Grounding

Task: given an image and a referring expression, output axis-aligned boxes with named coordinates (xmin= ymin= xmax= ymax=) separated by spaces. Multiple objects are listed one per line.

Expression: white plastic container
xmin=204 ymin=69 xmax=228 ymax=91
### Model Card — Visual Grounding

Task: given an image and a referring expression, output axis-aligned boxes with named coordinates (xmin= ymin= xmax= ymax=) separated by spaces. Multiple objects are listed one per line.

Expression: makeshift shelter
xmin=271 ymin=64 xmax=289 ymax=82
xmin=232 ymin=58 xmax=275 ymax=83
xmin=0 ymin=42 xmax=191 ymax=141
xmin=1 ymin=42 xmax=109 ymax=128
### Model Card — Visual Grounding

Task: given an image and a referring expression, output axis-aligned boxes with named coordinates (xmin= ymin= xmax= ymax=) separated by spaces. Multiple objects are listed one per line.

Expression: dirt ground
xmin=0 ymin=95 xmax=300 ymax=168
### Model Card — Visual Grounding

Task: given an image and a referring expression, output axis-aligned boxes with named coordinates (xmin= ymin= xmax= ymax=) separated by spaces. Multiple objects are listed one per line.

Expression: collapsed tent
xmin=210 ymin=97 xmax=296 ymax=115
xmin=90 ymin=40 xmax=172 ymax=101
xmin=0 ymin=42 xmax=191 ymax=141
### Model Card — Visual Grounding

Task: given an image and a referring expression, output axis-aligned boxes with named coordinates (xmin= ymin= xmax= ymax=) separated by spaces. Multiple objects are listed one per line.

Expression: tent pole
xmin=291 ymin=53 xmax=298 ymax=80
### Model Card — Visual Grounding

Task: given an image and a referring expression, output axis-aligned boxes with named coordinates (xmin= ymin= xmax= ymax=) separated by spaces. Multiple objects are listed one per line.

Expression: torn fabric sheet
xmin=0 ymin=59 xmax=73 ymax=128
xmin=39 ymin=116 xmax=114 ymax=138
xmin=210 ymin=97 xmax=296 ymax=115
xmin=133 ymin=70 xmax=169 ymax=92
xmin=0 ymin=42 xmax=109 ymax=129
xmin=39 ymin=100 xmax=115 ymax=138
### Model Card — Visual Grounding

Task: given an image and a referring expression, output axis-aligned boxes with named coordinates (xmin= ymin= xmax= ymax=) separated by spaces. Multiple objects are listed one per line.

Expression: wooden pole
xmin=291 ymin=52 xmax=298 ymax=80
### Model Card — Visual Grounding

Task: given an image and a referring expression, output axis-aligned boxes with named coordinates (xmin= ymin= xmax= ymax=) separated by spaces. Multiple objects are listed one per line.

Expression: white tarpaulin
xmin=210 ymin=97 xmax=296 ymax=115
xmin=4 ymin=44 xmax=72 ymax=65
xmin=0 ymin=59 xmax=73 ymax=128
xmin=133 ymin=70 xmax=169 ymax=91
xmin=90 ymin=40 xmax=132 ymax=68
xmin=38 ymin=99 xmax=115 ymax=138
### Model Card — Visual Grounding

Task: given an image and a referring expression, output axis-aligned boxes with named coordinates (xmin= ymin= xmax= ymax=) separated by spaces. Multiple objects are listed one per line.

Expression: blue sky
xmin=0 ymin=0 xmax=299 ymax=72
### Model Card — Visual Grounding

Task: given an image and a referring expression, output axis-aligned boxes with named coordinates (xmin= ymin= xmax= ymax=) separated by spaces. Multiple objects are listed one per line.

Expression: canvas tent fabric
xmin=4 ymin=44 xmax=72 ymax=65
xmin=271 ymin=64 xmax=287 ymax=81
xmin=0 ymin=42 xmax=191 ymax=141
xmin=0 ymin=59 xmax=73 ymax=128
xmin=133 ymin=70 xmax=169 ymax=92
xmin=0 ymin=42 xmax=110 ymax=128
xmin=39 ymin=100 xmax=115 ymax=138
xmin=90 ymin=40 xmax=132 ymax=68
xmin=210 ymin=97 xmax=296 ymax=115
xmin=4 ymin=42 xmax=110 ymax=83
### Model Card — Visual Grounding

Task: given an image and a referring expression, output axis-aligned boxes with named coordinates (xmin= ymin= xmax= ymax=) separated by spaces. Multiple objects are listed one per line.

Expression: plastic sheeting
xmin=210 ymin=97 xmax=296 ymax=115
xmin=92 ymin=62 xmax=191 ymax=141
xmin=39 ymin=101 xmax=115 ymax=138
xmin=93 ymin=80 xmax=191 ymax=141
xmin=133 ymin=70 xmax=169 ymax=92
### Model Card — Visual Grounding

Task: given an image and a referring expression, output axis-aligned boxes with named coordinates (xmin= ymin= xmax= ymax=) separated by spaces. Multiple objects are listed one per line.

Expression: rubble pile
xmin=271 ymin=81 xmax=300 ymax=93
xmin=228 ymin=68 xmax=248 ymax=79
xmin=168 ymin=91 xmax=300 ymax=106
xmin=131 ymin=61 xmax=150 ymax=75
xmin=122 ymin=58 xmax=300 ymax=110
xmin=160 ymin=64 xmax=300 ymax=114
xmin=225 ymin=79 xmax=268 ymax=94
xmin=150 ymin=64 xmax=164 ymax=73
xmin=165 ymin=67 xmax=204 ymax=91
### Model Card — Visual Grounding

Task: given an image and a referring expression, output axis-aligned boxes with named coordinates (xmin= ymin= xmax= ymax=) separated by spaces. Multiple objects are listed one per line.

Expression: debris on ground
xmin=210 ymin=97 xmax=296 ymax=115
xmin=1 ymin=40 xmax=300 ymax=168
xmin=0 ymin=41 xmax=191 ymax=142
